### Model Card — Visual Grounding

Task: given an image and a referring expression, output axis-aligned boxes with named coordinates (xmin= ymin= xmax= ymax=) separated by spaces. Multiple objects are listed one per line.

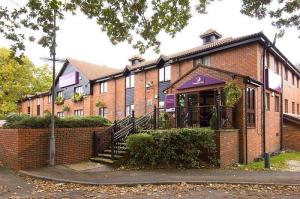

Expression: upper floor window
xmin=48 ymin=95 xmax=52 ymax=103
xmin=292 ymin=74 xmax=295 ymax=85
xmin=74 ymin=86 xmax=83 ymax=94
xmin=246 ymin=87 xmax=255 ymax=127
xmin=100 ymin=82 xmax=108 ymax=93
xmin=126 ymin=105 xmax=134 ymax=116
xmin=36 ymin=97 xmax=40 ymax=105
xmin=292 ymin=102 xmax=296 ymax=114
xmin=126 ymin=74 xmax=135 ymax=88
xmin=297 ymin=104 xmax=300 ymax=115
xmin=195 ymin=56 xmax=211 ymax=66
xmin=264 ymin=51 xmax=270 ymax=68
xmin=159 ymin=65 xmax=171 ymax=82
xmin=57 ymin=91 xmax=63 ymax=98
xmin=265 ymin=93 xmax=270 ymax=111
xmin=74 ymin=109 xmax=84 ymax=116
xmin=27 ymin=100 xmax=30 ymax=106
xmin=275 ymin=59 xmax=279 ymax=74
xmin=285 ymin=67 xmax=288 ymax=81
xmin=275 ymin=96 xmax=280 ymax=112
xmin=285 ymin=99 xmax=288 ymax=113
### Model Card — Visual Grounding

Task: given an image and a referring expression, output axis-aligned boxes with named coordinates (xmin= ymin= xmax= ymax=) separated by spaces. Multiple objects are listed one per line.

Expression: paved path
xmin=20 ymin=165 xmax=300 ymax=186
xmin=0 ymin=167 xmax=34 ymax=198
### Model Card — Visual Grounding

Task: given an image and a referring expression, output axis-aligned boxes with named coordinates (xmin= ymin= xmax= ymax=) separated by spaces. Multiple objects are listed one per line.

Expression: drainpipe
xmin=244 ymin=84 xmax=248 ymax=164
xmin=262 ymin=47 xmax=266 ymax=156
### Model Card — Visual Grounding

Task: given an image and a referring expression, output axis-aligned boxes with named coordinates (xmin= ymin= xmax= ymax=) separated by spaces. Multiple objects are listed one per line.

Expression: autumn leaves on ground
xmin=0 ymin=176 xmax=300 ymax=199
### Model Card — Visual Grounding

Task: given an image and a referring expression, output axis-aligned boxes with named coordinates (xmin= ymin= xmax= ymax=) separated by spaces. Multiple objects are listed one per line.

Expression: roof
xmin=67 ymin=58 xmax=122 ymax=81
xmin=283 ymin=113 xmax=300 ymax=125
xmin=129 ymin=55 xmax=145 ymax=62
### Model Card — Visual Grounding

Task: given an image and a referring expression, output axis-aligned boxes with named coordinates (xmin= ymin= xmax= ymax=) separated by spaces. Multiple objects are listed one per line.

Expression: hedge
xmin=126 ymin=128 xmax=217 ymax=168
xmin=3 ymin=113 xmax=111 ymax=128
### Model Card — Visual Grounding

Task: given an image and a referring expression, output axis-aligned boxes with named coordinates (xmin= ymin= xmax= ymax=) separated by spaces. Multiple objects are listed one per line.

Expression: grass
xmin=239 ymin=152 xmax=300 ymax=171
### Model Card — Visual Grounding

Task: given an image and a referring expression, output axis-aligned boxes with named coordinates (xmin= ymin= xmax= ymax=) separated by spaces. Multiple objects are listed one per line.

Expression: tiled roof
xmin=67 ymin=58 xmax=122 ymax=81
xmin=200 ymin=28 xmax=222 ymax=38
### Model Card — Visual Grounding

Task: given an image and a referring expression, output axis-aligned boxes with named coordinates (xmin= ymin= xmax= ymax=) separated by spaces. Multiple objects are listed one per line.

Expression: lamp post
xmin=49 ymin=8 xmax=57 ymax=167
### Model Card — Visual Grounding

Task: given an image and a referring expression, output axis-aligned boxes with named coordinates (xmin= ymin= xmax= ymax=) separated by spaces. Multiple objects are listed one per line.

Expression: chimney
xmin=200 ymin=29 xmax=222 ymax=45
xmin=129 ymin=55 xmax=145 ymax=65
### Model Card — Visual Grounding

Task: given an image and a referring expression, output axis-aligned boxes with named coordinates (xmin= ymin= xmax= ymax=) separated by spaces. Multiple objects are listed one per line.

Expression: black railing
xmin=153 ymin=105 xmax=235 ymax=130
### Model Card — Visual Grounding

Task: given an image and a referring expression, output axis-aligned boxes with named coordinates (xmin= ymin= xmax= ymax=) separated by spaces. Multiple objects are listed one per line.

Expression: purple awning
xmin=177 ymin=74 xmax=225 ymax=90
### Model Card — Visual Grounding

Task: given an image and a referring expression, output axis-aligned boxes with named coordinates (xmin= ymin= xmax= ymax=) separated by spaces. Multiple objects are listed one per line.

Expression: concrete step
xmin=98 ymin=153 xmax=123 ymax=159
xmin=104 ymin=149 xmax=127 ymax=155
xmin=90 ymin=157 xmax=114 ymax=164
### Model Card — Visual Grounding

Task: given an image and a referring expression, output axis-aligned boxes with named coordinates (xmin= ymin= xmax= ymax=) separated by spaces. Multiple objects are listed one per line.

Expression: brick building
xmin=19 ymin=29 xmax=300 ymax=163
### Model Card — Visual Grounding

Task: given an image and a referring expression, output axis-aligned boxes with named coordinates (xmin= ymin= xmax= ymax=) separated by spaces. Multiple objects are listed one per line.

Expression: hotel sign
xmin=177 ymin=74 xmax=225 ymax=90
xmin=265 ymin=69 xmax=282 ymax=93
xmin=59 ymin=72 xmax=79 ymax=88
xmin=165 ymin=94 xmax=175 ymax=112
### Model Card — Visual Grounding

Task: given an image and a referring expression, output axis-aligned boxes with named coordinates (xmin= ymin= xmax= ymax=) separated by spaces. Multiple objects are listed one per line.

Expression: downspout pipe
xmin=244 ymin=84 xmax=248 ymax=164
xmin=262 ymin=47 xmax=266 ymax=156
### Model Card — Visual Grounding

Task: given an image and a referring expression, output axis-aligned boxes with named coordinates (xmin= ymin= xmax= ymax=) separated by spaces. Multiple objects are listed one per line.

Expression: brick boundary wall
xmin=215 ymin=129 xmax=240 ymax=167
xmin=0 ymin=127 xmax=110 ymax=170
xmin=283 ymin=121 xmax=300 ymax=151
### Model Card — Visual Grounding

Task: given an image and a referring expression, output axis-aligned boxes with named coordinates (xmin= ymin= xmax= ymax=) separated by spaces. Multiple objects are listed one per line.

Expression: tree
xmin=0 ymin=48 xmax=51 ymax=118
xmin=1 ymin=0 xmax=298 ymax=56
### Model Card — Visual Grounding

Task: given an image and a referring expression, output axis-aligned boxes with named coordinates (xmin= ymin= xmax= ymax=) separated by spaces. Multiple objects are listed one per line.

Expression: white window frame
xmin=126 ymin=74 xmax=135 ymax=88
xmin=100 ymin=82 xmax=108 ymax=93
xmin=195 ymin=56 xmax=211 ymax=66
xmin=74 ymin=86 xmax=83 ymax=94
xmin=159 ymin=65 xmax=171 ymax=82
xmin=126 ymin=105 xmax=135 ymax=116
xmin=57 ymin=91 xmax=63 ymax=98
xmin=57 ymin=112 xmax=64 ymax=118
xmin=74 ymin=109 xmax=84 ymax=116
xmin=99 ymin=107 xmax=108 ymax=118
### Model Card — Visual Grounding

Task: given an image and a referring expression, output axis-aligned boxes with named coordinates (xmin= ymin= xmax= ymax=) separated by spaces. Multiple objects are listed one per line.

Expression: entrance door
xmin=199 ymin=91 xmax=215 ymax=127
xmin=186 ymin=93 xmax=200 ymax=127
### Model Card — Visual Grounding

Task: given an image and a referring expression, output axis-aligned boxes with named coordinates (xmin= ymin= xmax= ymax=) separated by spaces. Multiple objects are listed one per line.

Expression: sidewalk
xmin=20 ymin=164 xmax=300 ymax=186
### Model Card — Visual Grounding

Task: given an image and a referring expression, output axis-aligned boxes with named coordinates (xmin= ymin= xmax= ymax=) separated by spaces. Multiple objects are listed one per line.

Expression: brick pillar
xmin=215 ymin=129 xmax=240 ymax=167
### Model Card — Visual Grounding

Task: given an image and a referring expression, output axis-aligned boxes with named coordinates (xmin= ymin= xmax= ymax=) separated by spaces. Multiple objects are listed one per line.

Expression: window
xmin=99 ymin=107 xmax=108 ymax=118
xmin=195 ymin=56 xmax=211 ymax=66
xmin=275 ymin=59 xmax=279 ymax=74
xmin=37 ymin=97 xmax=40 ymax=105
xmin=285 ymin=99 xmax=288 ymax=113
xmin=298 ymin=78 xmax=299 ymax=88
xmin=74 ymin=109 xmax=84 ymax=116
xmin=126 ymin=105 xmax=134 ymax=116
xmin=275 ymin=96 xmax=280 ymax=112
xmin=285 ymin=67 xmax=288 ymax=81
xmin=57 ymin=112 xmax=64 ymax=118
xmin=36 ymin=97 xmax=40 ymax=116
xmin=48 ymin=95 xmax=52 ymax=103
xmin=159 ymin=65 xmax=171 ymax=82
xmin=100 ymin=82 xmax=108 ymax=93
xmin=159 ymin=101 xmax=165 ymax=108
xmin=264 ymin=52 xmax=270 ymax=68
xmin=292 ymin=102 xmax=295 ymax=114
xmin=74 ymin=86 xmax=83 ymax=94
xmin=27 ymin=107 xmax=30 ymax=115
xmin=292 ymin=74 xmax=295 ymax=85
xmin=57 ymin=91 xmax=63 ymax=98
xmin=297 ymin=104 xmax=299 ymax=115
xmin=265 ymin=93 xmax=270 ymax=111
xmin=246 ymin=87 xmax=255 ymax=127
xmin=126 ymin=74 xmax=135 ymax=88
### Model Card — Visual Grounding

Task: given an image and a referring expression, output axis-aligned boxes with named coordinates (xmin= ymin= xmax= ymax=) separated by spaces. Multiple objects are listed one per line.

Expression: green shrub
xmin=127 ymin=128 xmax=217 ymax=168
xmin=3 ymin=114 xmax=111 ymax=129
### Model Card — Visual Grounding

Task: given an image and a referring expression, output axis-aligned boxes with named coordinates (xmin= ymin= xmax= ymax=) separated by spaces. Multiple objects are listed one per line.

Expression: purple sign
xmin=59 ymin=72 xmax=79 ymax=88
xmin=265 ymin=69 xmax=282 ymax=93
xmin=177 ymin=74 xmax=225 ymax=90
xmin=165 ymin=94 xmax=175 ymax=109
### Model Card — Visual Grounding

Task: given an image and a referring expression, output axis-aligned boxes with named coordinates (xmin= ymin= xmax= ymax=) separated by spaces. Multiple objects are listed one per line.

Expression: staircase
xmin=90 ymin=111 xmax=153 ymax=165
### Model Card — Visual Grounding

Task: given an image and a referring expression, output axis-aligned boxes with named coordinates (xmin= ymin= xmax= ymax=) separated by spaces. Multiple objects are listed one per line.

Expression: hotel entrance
xmin=176 ymin=90 xmax=217 ymax=128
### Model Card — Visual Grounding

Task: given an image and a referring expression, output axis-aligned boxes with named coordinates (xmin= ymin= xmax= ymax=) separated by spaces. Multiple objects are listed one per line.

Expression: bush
xmin=3 ymin=114 xmax=111 ymax=129
xmin=127 ymin=128 xmax=217 ymax=168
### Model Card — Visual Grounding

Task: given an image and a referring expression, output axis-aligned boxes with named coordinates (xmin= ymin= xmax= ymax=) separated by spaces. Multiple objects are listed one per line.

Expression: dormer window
xmin=129 ymin=55 xmax=145 ymax=65
xmin=200 ymin=29 xmax=222 ymax=45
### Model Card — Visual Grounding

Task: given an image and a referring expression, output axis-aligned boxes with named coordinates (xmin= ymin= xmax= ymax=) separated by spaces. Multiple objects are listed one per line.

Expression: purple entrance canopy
xmin=177 ymin=74 xmax=225 ymax=90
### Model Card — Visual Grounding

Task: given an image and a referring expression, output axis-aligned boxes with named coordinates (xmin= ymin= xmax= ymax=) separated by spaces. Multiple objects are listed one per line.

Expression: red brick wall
xmin=215 ymin=129 xmax=240 ymax=167
xmin=0 ymin=127 xmax=109 ymax=170
xmin=283 ymin=121 xmax=300 ymax=151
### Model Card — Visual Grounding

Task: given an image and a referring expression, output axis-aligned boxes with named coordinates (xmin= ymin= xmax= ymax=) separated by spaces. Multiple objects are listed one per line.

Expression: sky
xmin=1 ymin=0 xmax=300 ymax=70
